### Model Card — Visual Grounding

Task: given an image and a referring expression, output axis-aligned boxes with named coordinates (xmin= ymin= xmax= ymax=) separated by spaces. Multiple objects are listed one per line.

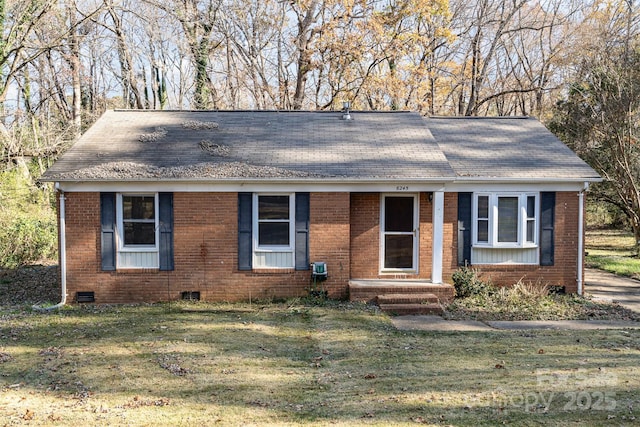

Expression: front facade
xmin=43 ymin=110 xmax=600 ymax=304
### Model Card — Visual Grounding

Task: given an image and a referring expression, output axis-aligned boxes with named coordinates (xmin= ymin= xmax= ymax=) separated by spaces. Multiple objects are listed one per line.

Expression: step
xmin=349 ymin=281 xmax=455 ymax=304
xmin=378 ymin=303 xmax=444 ymax=316
xmin=377 ymin=293 xmax=439 ymax=305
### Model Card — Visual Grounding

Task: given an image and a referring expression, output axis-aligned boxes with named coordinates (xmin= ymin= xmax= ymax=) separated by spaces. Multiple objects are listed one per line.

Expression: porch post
xmin=432 ymin=191 xmax=444 ymax=284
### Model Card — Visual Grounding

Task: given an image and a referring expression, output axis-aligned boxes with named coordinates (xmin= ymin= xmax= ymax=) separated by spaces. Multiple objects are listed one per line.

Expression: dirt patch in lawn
xmin=0 ymin=265 xmax=60 ymax=306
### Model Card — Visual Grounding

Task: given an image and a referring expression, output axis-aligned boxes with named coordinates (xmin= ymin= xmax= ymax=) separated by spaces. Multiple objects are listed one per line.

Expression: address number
xmin=396 ymin=186 xmax=409 ymax=191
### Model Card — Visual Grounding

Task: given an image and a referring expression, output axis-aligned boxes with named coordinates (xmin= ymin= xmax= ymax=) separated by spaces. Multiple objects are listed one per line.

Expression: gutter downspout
xmin=33 ymin=183 xmax=67 ymax=310
xmin=577 ymin=182 xmax=589 ymax=296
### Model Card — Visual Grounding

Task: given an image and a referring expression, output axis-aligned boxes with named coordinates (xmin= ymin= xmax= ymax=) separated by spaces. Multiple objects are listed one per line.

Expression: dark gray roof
xmin=43 ymin=110 xmax=454 ymax=181
xmin=427 ymin=116 xmax=600 ymax=181
xmin=42 ymin=110 xmax=600 ymax=183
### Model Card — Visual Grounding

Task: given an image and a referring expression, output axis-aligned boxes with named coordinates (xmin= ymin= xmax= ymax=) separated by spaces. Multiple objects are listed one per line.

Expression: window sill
xmin=250 ymin=268 xmax=296 ymax=274
xmin=472 ymin=245 xmax=538 ymax=250
xmin=112 ymin=268 xmax=161 ymax=274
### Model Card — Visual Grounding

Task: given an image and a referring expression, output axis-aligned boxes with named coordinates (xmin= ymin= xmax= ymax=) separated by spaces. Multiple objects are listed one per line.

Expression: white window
xmin=253 ymin=193 xmax=295 ymax=268
xmin=116 ymin=193 xmax=159 ymax=268
xmin=473 ymin=193 xmax=538 ymax=248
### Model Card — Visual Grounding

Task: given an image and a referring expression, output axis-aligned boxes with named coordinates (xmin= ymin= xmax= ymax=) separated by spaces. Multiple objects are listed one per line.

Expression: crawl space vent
xmin=76 ymin=291 xmax=95 ymax=303
xmin=181 ymin=291 xmax=200 ymax=301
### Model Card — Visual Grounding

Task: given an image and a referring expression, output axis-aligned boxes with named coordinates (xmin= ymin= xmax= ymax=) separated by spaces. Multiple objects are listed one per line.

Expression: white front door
xmin=381 ymin=194 xmax=419 ymax=272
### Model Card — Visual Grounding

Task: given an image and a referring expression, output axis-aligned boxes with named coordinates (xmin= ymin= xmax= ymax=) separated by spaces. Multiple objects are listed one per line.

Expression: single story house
xmin=42 ymin=110 xmax=601 ymax=306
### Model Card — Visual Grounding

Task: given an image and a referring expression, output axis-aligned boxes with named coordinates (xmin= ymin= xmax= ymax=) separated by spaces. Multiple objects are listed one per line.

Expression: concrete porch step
xmin=349 ymin=280 xmax=455 ymax=304
xmin=378 ymin=303 xmax=444 ymax=316
xmin=377 ymin=293 xmax=439 ymax=305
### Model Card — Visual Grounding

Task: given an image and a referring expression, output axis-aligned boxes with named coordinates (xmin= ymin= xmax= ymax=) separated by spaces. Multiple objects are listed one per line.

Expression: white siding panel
xmin=254 ymin=251 xmax=294 ymax=268
xmin=119 ymin=251 xmax=159 ymax=268
xmin=472 ymin=247 xmax=538 ymax=265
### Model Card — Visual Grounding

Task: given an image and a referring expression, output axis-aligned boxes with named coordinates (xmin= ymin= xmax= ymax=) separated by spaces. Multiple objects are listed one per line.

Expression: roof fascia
xmin=55 ymin=180 xmax=452 ymax=193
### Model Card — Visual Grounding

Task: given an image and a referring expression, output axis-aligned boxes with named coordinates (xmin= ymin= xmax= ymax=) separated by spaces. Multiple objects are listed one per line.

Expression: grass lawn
xmin=586 ymin=229 xmax=640 ymax=280
xmin=1 ymin=301 xmax=639 ymax=426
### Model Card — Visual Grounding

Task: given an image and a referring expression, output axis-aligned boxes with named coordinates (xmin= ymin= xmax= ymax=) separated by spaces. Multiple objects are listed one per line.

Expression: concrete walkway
xmin=584 ymin=268 xmax=640 ymax=312
xmin=392 ymin=268 xmax=640 ymax=332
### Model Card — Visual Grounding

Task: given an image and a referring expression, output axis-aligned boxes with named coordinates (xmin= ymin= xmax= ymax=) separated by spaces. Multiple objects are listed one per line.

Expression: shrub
xmin=0 ymin=214 xmax=57 ymax=269
xmin=451 ymin=266 xmax=495 ymax=298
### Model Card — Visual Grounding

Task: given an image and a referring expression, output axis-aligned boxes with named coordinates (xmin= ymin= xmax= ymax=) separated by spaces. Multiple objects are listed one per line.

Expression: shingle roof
xmin=42 ymin=110 xmax=600 ymax=183
xmin=43 ymin=110 xmax=454 ymax=181
xmin=427 ymin=116 xmax=600 ymax=181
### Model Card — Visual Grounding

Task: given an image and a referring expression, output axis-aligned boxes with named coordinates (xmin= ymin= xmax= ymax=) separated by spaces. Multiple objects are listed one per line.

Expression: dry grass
xmin=1 ymin=301 xmax=640 ymax=426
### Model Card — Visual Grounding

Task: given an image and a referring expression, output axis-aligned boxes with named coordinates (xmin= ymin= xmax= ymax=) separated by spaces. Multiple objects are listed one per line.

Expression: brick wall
xmin=60 ymin=190 xmax=583 ymax=303
xmin=61 ymin=191 xmax=351 ymax=303
xmin=442 ymin=191 xmax=581 ymax=293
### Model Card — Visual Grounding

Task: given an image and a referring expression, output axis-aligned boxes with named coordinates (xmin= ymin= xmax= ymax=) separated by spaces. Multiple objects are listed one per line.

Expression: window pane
xmin=384 ymin=197 xmax=414 ymax=232
xmin=477 ymin=196 xmax=489 ymax=218
xmin=123 ymin=196 xmax=155 ymax=220
xmin=124 ymin=222 xmax=156 ymax=245
xmin=498 ymin=197 xmax=518 ymax=242
xmin=259 ymin=222 xmax=290 ymax=246
xmin=526 ymin=219 xmax=535 ymax=243
xmin=259 ymin=196 xmax=289 ymax=220
xmin=527 ymin=196 xmax=535 ymax=218
xmin=477 ymin=219 xmax=489 ymax=242
xmin=384 ymin=235 xmax=413 ymax=268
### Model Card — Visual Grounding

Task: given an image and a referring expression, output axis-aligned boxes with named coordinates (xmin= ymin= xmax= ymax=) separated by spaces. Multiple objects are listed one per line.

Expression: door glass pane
xmin=259 ymin=222 xmax=290 ymax=246
xmin=384 ymin=235 xmax=413 ymax=269
xmin=259 ymin=196 xmax=289 ymax=220
xmin=498 ymin=197 xmax=518 ymax=242
xmin=385 ymin=197 xmax=414 ymax=232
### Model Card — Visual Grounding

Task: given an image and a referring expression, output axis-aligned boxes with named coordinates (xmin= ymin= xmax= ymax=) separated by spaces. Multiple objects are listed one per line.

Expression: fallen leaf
xmin=23 ymin=409 xmax=34 ymax=420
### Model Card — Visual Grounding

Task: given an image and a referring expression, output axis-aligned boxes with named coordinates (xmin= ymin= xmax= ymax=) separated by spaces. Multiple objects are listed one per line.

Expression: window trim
xmin=252 ymin=193 xmax=295 ymax=268
xmin=116 ymin=193 xmax=159 ymax=253
xmin=472 ymin=192 xmax=539 ymax=249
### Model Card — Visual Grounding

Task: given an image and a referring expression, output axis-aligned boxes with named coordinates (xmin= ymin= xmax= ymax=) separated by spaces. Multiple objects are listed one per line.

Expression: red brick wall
xmin=349 ymin=193 xmax=433 ymax=280
xmin=442 ymin=191 xmax=581 ymax=293
xmin=61 ymin=192 xmax=351 ymax=303
xmin=60 ymin=190 xmax=583 ymax=303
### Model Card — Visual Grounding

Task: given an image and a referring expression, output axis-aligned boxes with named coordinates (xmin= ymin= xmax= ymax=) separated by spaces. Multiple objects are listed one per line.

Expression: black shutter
xmin=158 ymin=192 xmax=174 ymax=271
xmin=457 ymin=192 xmax=472 ymax=266
xmin=238 ymin=193 xmax=253 ymax=271
xmin=295 ymin=193 xmax=310 ymax=270
xmin=100 ymin=192 xmax=116 ymax=271
xmin=540 ymin=192 xmax=555 ymax=266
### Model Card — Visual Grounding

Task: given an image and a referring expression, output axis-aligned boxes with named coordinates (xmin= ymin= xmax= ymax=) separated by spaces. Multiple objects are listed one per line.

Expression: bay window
xmin=474 ymin=193 xmax=538 ymax=248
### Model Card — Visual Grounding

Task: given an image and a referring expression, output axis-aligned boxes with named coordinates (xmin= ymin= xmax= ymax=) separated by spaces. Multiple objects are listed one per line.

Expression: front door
xmin=381 ymin=194 xmax=418 ymax=272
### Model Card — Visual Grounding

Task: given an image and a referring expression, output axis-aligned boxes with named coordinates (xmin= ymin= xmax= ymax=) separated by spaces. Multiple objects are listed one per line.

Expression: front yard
xmin=1 ymin=302 xmax=639 ymax=426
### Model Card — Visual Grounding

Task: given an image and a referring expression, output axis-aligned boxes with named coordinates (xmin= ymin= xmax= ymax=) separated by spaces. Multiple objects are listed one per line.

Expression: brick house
xmin=42 ymin=110 xmax=600 ymax=306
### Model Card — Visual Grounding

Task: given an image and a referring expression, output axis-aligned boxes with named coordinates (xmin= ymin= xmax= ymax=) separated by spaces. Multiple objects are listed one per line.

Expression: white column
xmin=432 ymin=191 xmax=444 ymax=284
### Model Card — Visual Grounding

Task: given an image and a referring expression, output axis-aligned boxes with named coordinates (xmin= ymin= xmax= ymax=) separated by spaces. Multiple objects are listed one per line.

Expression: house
xmin=41 ymin=110 xmax=601 ymax=306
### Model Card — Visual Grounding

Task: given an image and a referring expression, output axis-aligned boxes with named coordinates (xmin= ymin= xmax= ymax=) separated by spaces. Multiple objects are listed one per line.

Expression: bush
xmin=451 ymin=266 xmax=495 ymax=298
xmin=0 ymin=214 xmax=57 ymax=269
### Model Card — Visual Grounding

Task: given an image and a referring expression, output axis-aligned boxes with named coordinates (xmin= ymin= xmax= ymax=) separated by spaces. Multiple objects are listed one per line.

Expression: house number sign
xmin=395 ymin=186 xmax=409 ymax=191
